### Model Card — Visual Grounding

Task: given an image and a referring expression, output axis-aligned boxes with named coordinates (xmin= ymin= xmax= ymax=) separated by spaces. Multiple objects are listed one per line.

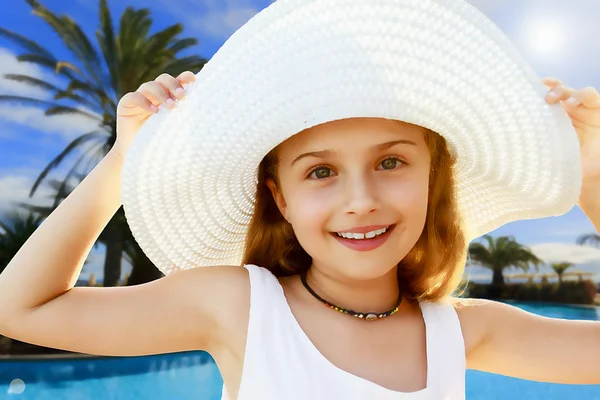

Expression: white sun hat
xmin=120 ymin=0 xmax=582 ymax=276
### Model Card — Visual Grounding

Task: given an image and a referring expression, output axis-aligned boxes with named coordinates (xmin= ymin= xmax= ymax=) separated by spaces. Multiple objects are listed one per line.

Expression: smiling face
xmin=267 ymin=117 xmax=432 ymax=281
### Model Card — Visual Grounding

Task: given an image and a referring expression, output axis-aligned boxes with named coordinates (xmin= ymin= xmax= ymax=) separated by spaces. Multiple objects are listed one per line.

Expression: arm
xmin=461 ymin=186 xmax=600 ymax=384
xmin=461 ymin=299 xmax=600 ymax=384
xmin=579 ymin=181 xmax=600 ymax=233
xmin=0 ymin=151 xmax=249 ymax=356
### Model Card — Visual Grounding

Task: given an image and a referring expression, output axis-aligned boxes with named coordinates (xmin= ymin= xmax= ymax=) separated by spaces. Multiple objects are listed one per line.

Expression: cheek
xmin=380 ymin=174 xmax=429 ymax=219
xmin=285 ymin=186 xmax=334 ymax=233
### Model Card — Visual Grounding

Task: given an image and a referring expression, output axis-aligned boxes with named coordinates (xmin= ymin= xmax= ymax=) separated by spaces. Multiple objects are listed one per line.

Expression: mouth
xmin=330 ymin=224 xmax=396 ymax=252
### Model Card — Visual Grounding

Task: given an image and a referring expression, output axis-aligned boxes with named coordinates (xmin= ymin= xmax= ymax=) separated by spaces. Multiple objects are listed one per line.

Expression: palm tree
xmin=577 ymin=233 xmax=600 ymax=248
xmin=13 ymin=174 xmax=157 ymax=286
xmin=1 ymin=175 xmax=101 ymax=276
xmin=0 ymin=0 xmax=207 ymax=286
xmin=551 ymin=262 xmax=574 ymax=285
xmin=468 ymin=235 xmax=542 ymax=287
xmin=0 ymin=211 xmax=45 ymax=274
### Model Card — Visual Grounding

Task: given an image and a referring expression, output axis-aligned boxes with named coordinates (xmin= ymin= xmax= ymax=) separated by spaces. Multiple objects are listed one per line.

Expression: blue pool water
xmin=1 ymin=302 xmax=599 ymax=399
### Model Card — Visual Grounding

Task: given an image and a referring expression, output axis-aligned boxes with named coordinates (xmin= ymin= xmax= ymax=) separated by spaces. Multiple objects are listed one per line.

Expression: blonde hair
xmin=242 ymin=125 xmax=467 ymax=302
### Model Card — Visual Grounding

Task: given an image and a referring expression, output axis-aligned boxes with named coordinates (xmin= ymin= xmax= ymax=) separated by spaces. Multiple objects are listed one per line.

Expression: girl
xmin=2 ymin=1 xmax=600 ymax=399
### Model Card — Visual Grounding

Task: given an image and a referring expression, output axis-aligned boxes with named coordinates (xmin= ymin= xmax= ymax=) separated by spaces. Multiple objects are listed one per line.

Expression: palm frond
xmin=3 ymin=74 xmax=99 ymax=110
xmin=577 ymin=233 xmax=600 ymax=246
xmin=551 ymin=262 xmax=574 ymax=275
xmin=61 ymin=15 xmax=106 ymax=87
xmin=0 ymin=27 xmax=55 ymax=59
xmin=45 ymin=105 xmax=103 ymax=122
xmin=29 ymin=131 xmax=109 ymax=197
xmin=168 ymin=38 xmax=198 ymax=53
xmin=467 ymin=242 xmax=492 ymax=267
xmin=162 ymin=56 xmax=207 ymax=76
xmin=3 ymin=74 xmax=58 ymax=92
xmin=66 ymin=78 xmax=116 ymax=113
xmin=119 ymin=7 xmax=152 ymax=44
xmin=15 ymin=53 xmax=83 ymax=79
xmin=14 ymin=202 xmax=53 ymax=218
xmin=0 ymin=95 xmax=68 ymax=109
xmin=25 ymin=0 xmax=105 ymax=87
xmin=0 ymin=95 xmax=103 ymax=124
xmin=147 ymin=24 xmax=184 ymax=54
xmin=51 ymin=140 xmax=107 ymax=208
xmin=97 ymin=0 xmax=118 ymax=91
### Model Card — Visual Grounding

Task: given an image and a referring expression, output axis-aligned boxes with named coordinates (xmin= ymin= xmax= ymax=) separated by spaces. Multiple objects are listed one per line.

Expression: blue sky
xmin=1 ymin=0 xmax=600 ymax=282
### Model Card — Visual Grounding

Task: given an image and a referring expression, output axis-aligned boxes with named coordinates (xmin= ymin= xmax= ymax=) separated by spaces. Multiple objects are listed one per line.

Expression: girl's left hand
xmin=542 ymin=77 xmax=600 ymax=206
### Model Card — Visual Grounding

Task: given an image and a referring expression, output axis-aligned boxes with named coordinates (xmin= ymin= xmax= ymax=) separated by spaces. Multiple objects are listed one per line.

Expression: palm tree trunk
xmin=491 ymin=268 xmax=505 ymax=286
xmin=126 ymin=249 xmax=164 ymax=286
xmin=103 ymin=215 xmax=124 ymax=287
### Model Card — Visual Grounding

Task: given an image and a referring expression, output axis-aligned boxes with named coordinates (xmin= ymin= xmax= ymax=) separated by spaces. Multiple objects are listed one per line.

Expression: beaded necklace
xmin=300 ymin=273 xmax=402 ymax=321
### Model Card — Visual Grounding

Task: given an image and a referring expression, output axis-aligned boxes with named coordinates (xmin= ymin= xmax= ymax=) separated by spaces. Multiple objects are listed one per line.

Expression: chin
xmin=329 ymin=257 xmax=401 ymax=281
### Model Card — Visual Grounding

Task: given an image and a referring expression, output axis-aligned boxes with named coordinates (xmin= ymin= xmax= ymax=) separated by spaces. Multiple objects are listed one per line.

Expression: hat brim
xmin=121 ymin=0 xmax=581 ymax=275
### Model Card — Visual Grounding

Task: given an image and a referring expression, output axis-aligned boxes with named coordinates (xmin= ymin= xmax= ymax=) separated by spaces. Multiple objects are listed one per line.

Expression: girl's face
xmin=268 ymin=117 xmax=431 ymax=281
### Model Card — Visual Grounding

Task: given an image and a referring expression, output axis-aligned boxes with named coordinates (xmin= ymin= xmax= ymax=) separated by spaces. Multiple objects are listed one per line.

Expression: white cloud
xmin=0 ymin=105 xmax=105 ymax=142
xmin=153 ymin=0 xmax=265 ymax=39
xmin=529 ymin=243 xmax=600 ymax=264
xmin=190 ymin=5 xmax=261 ymax=38
xmin=0 ymin=138 xmax=104 ymax=219
xmin=0 ymin=172 xmax=56 ymax=218
xmin=0 ymin=47 xmax=57 ymax=99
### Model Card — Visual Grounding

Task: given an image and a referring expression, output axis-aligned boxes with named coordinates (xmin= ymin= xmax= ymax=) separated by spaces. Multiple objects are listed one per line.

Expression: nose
xmin=342 ymin=172 xmax=380 ymax=216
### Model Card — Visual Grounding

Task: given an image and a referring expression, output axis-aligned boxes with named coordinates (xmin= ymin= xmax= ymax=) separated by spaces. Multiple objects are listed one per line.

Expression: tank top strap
xmin=242 ymin=264 xmax=287 ymax=314
xmin=231 ymin=264 xmax=306 ymax=399
xmin=419 ymin=299 xmax=466 ymax=393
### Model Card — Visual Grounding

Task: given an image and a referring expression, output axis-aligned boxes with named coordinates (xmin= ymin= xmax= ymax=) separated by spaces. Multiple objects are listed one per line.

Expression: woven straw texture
xmin=121 ymin=0 xmax=582 ymax=275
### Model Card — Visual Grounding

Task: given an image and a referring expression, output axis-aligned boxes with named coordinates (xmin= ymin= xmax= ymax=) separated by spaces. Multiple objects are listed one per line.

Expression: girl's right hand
xmin=111 ymin=71 xmax=197 ymax=161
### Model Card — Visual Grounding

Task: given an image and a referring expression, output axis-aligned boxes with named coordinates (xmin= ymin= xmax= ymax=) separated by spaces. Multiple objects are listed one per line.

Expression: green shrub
xmin=466 ymin=280 xmax=596 ymax=304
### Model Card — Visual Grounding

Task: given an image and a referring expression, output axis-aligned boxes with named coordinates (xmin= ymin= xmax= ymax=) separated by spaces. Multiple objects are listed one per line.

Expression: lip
xmin=331 ymin=224 xmax=396 ymax=252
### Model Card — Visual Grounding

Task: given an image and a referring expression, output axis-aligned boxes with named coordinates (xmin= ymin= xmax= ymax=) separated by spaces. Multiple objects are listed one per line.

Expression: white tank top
xmin=221 ymin=264 xmax=466 ymax=400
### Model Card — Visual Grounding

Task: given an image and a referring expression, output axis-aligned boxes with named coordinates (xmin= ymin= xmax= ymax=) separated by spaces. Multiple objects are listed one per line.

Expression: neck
xmin=303 ymin=264 xmax=402 ymax=313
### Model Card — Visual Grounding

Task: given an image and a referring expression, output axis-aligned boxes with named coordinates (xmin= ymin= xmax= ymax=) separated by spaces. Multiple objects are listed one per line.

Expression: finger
xmin=545 ymin=84 xmax=575 ymax=104
xmin=137 ymin=81 xmax=177 ymax=109
xmin=177 ymin=71 xmax=196 ymax=85
xmin=541 ymin=77 xmax=564 ymax=89
xmin=155 ymin=73 xmax=186 ymax=100
xmin=566 ymin=87 xmax=600 ymax=109
xmin=118 ymin=91 xmax=158 ymax=115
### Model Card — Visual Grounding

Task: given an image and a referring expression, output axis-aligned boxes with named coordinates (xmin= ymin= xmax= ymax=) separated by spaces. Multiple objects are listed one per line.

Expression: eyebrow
xmin=290 ymin=139 xmax=418 ymax=166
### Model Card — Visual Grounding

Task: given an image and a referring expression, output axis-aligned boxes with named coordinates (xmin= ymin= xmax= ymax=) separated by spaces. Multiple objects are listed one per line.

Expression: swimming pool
xmin=2 ymin=302 xmax=599 ymax=399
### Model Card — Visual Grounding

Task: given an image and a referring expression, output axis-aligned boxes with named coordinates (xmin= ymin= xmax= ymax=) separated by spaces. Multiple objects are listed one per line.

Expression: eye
xmin=308 ymin=166 xmax=333 ymax=179
xmin=378 ymin=157 xmax=404 ymax=170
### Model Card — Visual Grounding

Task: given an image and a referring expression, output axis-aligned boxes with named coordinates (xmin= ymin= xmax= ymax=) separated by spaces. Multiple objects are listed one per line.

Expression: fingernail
xmin=548 ymin=90 xmax=559 ymax=98
xmin=166 ymin=98 xmax=176 ymax=108
xmin=151 ymin=104 xmax=158 ymax=113
xmin=566 ymin=97 xmax=580 ymax=106
xmin=175 ymin=87 xmax=185 ymax=98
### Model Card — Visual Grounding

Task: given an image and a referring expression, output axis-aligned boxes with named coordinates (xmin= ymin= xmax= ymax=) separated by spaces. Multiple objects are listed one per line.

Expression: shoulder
xmin=193 ymin=264 xmax=283 ymax=349
xmin=170 ymin=265 xmax=252 ymax=349
xmin=449 ymin=297 xmax=525 ymax=323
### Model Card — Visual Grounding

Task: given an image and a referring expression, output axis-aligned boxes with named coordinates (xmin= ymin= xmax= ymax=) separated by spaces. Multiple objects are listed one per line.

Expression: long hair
xmin=242 ymin=124 xmax=467 ymax=302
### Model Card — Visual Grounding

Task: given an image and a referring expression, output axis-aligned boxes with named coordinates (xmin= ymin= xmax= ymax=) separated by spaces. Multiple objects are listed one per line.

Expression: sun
xmin=519 ymin=13 xmax=568 ymax=59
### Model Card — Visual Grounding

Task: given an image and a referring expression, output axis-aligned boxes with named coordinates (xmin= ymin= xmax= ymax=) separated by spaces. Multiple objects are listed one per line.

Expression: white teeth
xmin=336 ymin=227 xmax=389 ymax=240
